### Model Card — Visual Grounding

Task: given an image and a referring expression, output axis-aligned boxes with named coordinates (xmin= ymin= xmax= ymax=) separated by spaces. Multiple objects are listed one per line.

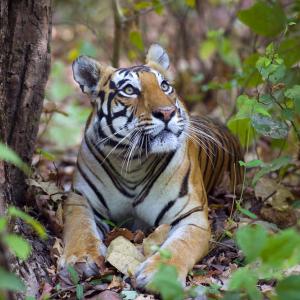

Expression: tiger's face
xmin=72 ymin=44 xmax=188 ymax=155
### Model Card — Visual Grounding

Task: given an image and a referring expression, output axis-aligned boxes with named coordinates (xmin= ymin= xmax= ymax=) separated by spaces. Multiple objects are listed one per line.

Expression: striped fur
xmin=59 ymin=45 xmax=244 ymax=289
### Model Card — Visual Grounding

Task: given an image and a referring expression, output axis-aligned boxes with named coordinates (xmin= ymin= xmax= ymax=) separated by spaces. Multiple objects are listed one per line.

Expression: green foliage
xmin=238 ymin=2 xmax=286 ymax=37
xmin=129 ymin=30 xmax=144 ymax=52
xmin=252 ymin=156 xmax=292 ymax=185
xmin=199 ymin=30 xmax=240 ymax=68
xmin=3 ymin=234 xmax=31 ymax=260
xmin=276 ymin=275 xmax=300 ymax=300
xmin=0 ymin=143 xmax=31 ymax=175
xmin=0 ymin=268 xmax=25 ymax=292
xmin=229 ymin=225 xmax=300 ymax=299
xmin=149 ymin=264 xmax=184 ymax=300
xmin=8 ymin=206 xmax=47 ymax=239
xmin=0 ymin=207 xmax=46 ymax=295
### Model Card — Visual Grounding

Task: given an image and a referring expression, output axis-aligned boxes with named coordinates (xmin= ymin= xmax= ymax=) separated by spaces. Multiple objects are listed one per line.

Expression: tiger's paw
xmin=135 ymin=257 xmax=158 ymax=289
xmin=135 ymin=254 xmax=186 ymax=290
xmin=58 ymin=240 xmax=107 ymax=280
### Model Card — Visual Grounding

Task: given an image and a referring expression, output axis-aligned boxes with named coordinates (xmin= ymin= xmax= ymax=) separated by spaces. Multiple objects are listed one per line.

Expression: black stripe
xmin=133 ymin=152 xmax=175 ymax=206
xmin=170 ymin=206 xmax=203 ymax=227
xmin=85 ymin=136 xmax=135 ymax=197
xmin=178 ymin=164 xmax=190 ymax=198
xmin=154 ymin=200 xmax=176 ymax=227
xmin=77 ymin=162 xmax=108 ymax=209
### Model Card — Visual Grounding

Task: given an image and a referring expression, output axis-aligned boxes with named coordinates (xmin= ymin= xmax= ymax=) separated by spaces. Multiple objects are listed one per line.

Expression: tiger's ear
xmin=72 ymin=56 xmax=101 ymax=95
xmin=146 ymin=44 xmax=170 ymax=71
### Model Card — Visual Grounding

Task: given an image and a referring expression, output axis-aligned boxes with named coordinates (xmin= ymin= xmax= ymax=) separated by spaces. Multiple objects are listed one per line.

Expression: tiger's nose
xmin=152 ymin=106 xmax=176 ymax=122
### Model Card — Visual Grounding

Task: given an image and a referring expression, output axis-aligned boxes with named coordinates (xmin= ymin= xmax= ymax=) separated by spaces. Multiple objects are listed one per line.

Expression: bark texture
xmin=0 ymin=0 xmax=52 ymax=207
xmin=0 ymin=1 xmax=52 ymax=298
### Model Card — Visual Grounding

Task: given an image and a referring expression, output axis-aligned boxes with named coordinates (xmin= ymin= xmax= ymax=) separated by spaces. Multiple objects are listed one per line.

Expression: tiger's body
xmin=59 ymin=44 xmax=243 ymax=289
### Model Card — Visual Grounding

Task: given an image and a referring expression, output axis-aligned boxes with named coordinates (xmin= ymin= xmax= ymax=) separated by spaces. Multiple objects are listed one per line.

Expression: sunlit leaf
xmin=236 ymin=225 xmax=267 ymax=262
xmin=0 ymin=143 xmax=30 ymax=175
xmin=199 ymin=39 xmax=216 ymax=61
xmin=260 ymin=229 xmax=300 ymax=268
xmin=8 ymin=207 xmax=47 ymax=239
xmin=148 ymin=264 xmax=184 ymax=300
xmin=3 ymin=234 xmax=31 ymax=260
xmin=239 ymin=159 xmax=263 ymax=168
xmin=129 ymin=30 xmax=144 ymax=52
xmin=229 ymin=268 xmax=261 ymax=300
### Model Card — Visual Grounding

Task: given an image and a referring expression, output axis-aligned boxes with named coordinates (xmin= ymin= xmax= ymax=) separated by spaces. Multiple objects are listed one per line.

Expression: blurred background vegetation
xmin=41 ymin=0 xmax=300 ymax=166
xmin=2 ymin=1 xmax=300 ymax=299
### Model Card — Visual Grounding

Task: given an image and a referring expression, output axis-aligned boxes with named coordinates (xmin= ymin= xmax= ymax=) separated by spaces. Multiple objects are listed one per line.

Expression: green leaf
xmin=227 ymin=118 xmax=255 ymax=147
xmin=238 ymin=2 xmax=286 ymax=37
xmin=285 ymin=85 xmax=300 ymax=114
xmin=0 ymin=217 xmax=7 ymax=232
xmin=219 ymin=38 xmax=241 ymax=68
xmin=67 ymin=265 xmax=79 ymax=285
xmin=185 ymin=0 xmax=195 ymax=8
xmin=236 ymin=95 xmax=270 ymax=118
xmin=236 ymin=225 xmax=267 ymax=262
xmin=237 ymin=205 xmax=258 ymax=220
xmin=256 ymin=56 xmax=286 ymax=83
xmin=260 ymin=229 xmax=300 ymax=268
xmin=148 ymin=264 xmax=184 ymax=300
xmin=199 ymin=39 xmax=216 ymax=61
xmin=239 ymin=159 xmax=263 ymax=168
xmin=276 ymin=275 xmax=300 ymax=300
xmin=3 ymin=234 xmax=31 ymax=260
xmin=0 ymin=268 xmax=25 ymax=292
xmin=8 ymin=207 xmax=47 ymax=239
xmin=252 ymin=156 xmax=292 ymax=185
xmin=129 ymin=30 xmax=144 ymax=52
xmin=76 ymin=284 xmax=84 ymax=300
xmin=251 ymin=114 xmax=289 ymax=139
xmin=229 ymin=267 xmax=262 ymax=300
xmin=0 ymin=143 xmax=30 ymax=175
xmin=279 ymin=38 xmax=300 ymax=67
xmin=36 ymin=148 xmax=56 ymax=161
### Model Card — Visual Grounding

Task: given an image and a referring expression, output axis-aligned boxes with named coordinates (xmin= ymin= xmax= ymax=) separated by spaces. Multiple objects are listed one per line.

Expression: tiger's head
xmin=72 ymin=44 xmax=189 ymax=155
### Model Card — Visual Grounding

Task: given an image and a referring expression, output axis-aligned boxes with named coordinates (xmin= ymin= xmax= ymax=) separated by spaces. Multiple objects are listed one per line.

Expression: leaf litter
xmin=25 ymin=152 xmax=300 ymax=299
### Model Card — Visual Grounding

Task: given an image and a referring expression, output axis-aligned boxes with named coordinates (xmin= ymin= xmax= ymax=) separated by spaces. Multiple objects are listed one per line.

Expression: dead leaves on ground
xmin=26 ymin=171 xmax=300 ymax=299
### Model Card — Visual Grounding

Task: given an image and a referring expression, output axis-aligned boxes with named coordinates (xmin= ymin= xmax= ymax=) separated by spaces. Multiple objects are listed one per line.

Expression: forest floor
xmin=24 ymin=145 xmax=300 ymax=300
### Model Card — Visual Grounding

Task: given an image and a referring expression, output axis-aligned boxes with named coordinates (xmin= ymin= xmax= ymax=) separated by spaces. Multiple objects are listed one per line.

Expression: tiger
xmin=58 ymin=44 xmax=243 ymax=289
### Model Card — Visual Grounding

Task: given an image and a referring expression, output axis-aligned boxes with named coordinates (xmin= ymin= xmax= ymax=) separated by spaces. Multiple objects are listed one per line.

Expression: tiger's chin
xmin=149 ymin=130 xmax=183 ymax=154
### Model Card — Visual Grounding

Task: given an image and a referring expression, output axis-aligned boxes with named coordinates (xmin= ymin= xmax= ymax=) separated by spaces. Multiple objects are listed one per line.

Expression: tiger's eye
xmin=124 ymin=85 xmax=134 ymax=95
xmin=161 ymin=81 xmax=169 ymax=92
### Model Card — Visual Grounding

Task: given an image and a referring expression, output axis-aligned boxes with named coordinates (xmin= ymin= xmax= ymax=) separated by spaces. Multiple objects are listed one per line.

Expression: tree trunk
xmin=0 ymin=1 xmax=52 ymax=298
xmin=0 ymin=0 xmax=52 ymax=207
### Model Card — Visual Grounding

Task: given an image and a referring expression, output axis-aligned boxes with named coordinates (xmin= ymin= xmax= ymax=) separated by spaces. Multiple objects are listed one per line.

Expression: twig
xmin=112 ymin=0 xmax=122 ymax=68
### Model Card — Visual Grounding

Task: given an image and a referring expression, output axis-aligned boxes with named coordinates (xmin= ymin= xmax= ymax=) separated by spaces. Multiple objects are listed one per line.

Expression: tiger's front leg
xmin=58 ymin=192 xmax=107 ymax=277
xmin=135 ymin=207 xmax=210 ymax=288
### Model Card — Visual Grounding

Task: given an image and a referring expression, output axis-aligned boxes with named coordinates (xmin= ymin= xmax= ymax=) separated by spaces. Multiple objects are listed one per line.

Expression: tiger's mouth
xmin=148 ymin=128 xmax=184 ymax=153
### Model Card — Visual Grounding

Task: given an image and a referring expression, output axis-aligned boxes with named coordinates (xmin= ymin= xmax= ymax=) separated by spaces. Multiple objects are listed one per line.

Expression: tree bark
xmin=0 ymin=0 xmax=51 ymax=205
xmin=0 ymin=1 xmax=52 ymax=298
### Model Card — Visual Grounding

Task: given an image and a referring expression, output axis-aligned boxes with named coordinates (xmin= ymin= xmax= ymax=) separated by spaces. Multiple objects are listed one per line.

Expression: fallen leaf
xmin=104 ymin=228 xmax=134 ymax=246
xmin=255 ymin=178 xmax=294 ymax=211
xmin=106 ymin=236 xmax=145 ymax=276
xmin=27 ymin=178 xmax=66 ymax=202
xmin=51 ymin=237 xmax=64 ymax=263
xmin=107 ymin=275 xmax=124 ymax=291
xmin=143 ymin=224 xmax=170 ymax=257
